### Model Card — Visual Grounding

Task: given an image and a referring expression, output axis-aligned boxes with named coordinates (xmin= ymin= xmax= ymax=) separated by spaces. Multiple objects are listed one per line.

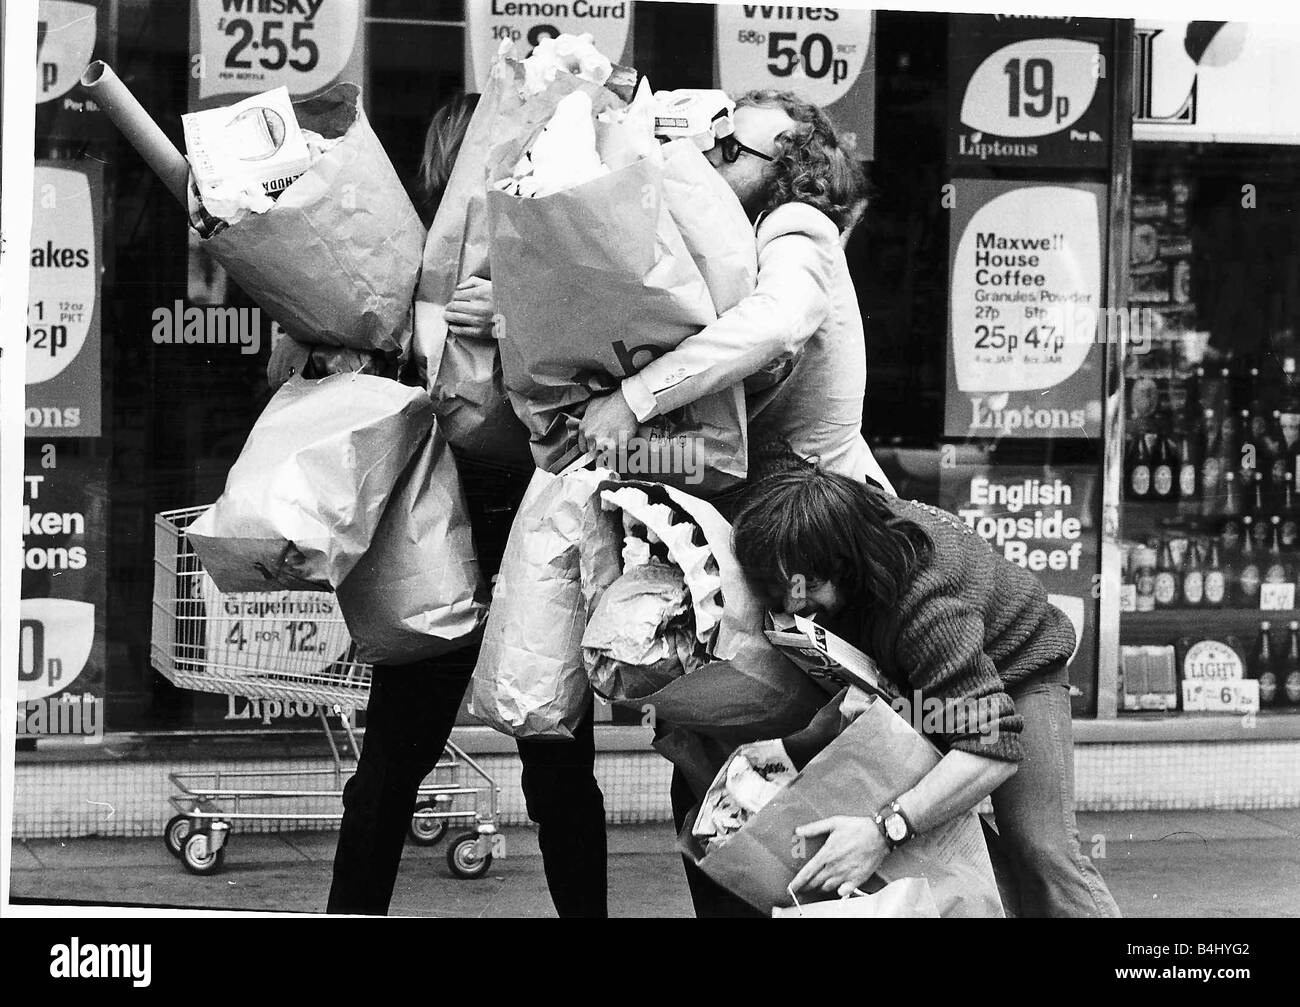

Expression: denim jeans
xmin=516 ymin=697 xmax=609 ymax=918
xmin=326 ymin=656 xmax=474 ymax=916
xmin=989 ymin=671 xmax=1123 ymax=918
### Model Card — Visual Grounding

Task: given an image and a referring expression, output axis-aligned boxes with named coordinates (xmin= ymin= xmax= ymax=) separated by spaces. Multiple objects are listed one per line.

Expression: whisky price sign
xmin=189 ymin=0 xmax=365 ymax=110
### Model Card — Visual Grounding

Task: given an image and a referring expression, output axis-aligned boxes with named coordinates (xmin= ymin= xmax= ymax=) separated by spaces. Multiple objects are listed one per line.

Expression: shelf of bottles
xmin=1119 ymin=169 xmax=1300 ymax=714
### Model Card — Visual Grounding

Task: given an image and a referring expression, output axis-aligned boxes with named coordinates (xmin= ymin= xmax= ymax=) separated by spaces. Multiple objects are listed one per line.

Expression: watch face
xmin=885 ymin=814 xmax=909 ymax=843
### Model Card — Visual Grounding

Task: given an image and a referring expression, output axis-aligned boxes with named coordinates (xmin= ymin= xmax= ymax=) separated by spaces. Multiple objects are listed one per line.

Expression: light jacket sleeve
xmin=620 ymin=203 xmax=837 ymax=422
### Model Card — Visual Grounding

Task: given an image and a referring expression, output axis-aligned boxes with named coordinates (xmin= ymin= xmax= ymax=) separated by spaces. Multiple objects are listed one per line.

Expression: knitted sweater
xmin=854 ymin=498 xmax=1077 ymax=763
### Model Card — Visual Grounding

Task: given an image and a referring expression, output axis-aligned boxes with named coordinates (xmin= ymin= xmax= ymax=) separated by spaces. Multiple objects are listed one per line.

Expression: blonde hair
xmin=414 ymin=92 xmax=479 ymax=226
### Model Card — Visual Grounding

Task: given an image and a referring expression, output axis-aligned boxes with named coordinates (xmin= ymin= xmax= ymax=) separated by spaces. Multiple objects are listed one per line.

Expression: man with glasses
xmin=577 ymin=90 xmax=894 ymax=917
xmin=578 ymin=89 xmax=894 ymax=495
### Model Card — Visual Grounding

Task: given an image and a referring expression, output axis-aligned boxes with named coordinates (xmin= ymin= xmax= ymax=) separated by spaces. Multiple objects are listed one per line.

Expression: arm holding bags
xmin=188 ymin=374 xmax=433 ymax=592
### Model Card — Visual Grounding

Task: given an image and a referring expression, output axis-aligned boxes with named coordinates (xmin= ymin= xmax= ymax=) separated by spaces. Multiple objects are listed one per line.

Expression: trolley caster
xmin=164 ymin=814 xmax=193 ymax=858
xmin=181 ymin=824 xmax=229 ymax=877
xmin=408 ymin=799 xmax=449 ymax=847
xmin=446 ymin=831 xmax=492 ymax=880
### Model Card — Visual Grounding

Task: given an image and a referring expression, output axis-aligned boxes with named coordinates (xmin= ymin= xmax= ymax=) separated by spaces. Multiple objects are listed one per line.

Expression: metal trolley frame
xmin=151 ymin=505 xmax=499 ymax=879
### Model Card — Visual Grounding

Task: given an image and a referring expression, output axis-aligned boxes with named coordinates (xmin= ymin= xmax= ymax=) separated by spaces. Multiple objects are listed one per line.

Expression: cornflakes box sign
xmin=27 ymin=163 xmax=103 ymax=438
xmin=1182 ymin=640 xmax=1245 ymax=681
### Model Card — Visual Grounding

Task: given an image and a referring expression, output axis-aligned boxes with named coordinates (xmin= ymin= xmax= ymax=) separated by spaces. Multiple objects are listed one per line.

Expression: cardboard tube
xmin=80 ymin=61 xmax=190 ymax=206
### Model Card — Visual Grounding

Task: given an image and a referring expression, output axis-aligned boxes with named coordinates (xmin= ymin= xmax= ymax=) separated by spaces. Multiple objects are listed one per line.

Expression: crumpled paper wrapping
xmin=691 ymin=739 xmax=797 ymax=853
xmin=200 ymin=82 xmax=424 ymax=355
xmin=335 ymin=424 xmax=487 ymax=664
xmin=577 ymin=479 xmax=826 ymax=748
xmin=468 ymin=464 xmax=615 ymax=740
xmin=188 ymin=373 xmax=433 ymax=592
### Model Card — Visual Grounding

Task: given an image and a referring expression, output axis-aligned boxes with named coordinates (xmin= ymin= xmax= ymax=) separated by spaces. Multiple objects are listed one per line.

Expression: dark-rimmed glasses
xmin=717 ymin=134 xmax=775 ymax=164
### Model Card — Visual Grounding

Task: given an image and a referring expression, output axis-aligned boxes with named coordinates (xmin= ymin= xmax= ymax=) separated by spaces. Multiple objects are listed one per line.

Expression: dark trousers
xmin=516 ymin=697 xmax=609 ymax=918
xmin=669 ymin=766 xmax=765 ymax=918
xmin=326 ymin=656 xmax=473 ymax=916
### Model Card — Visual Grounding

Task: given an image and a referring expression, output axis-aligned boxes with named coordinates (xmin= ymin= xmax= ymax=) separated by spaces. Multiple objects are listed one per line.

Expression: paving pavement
xmin=7 ymin=810 xmax=1300 ymax=917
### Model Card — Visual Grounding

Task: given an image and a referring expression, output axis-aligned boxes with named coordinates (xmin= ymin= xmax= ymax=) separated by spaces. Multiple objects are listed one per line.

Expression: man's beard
xmin=740 ymin=173 xmax=781 ymax=222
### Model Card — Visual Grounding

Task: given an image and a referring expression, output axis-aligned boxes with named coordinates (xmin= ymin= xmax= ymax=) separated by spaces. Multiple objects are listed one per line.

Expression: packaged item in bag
xmin=188 ymin=374 xmax=433 ymax=593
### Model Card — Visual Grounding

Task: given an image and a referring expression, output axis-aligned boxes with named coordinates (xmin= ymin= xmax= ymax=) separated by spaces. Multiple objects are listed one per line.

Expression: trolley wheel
xmin=181 ymin=831 xmax=226 ymax=876
xmin=408 ymin=801 xmax=448 ymax=847
xmin=164 ymin=814 xmax=193 ymax=858
xmin=446 ymin=832 xmax=492 ymax=880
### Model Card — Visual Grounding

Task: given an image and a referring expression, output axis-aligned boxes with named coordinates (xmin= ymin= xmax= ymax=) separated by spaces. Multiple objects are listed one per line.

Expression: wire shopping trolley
xmin=150 ymin=505 xmax=499 ymax=879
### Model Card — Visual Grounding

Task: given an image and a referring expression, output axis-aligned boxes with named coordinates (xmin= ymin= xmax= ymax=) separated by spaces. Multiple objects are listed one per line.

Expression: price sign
xmin=27 ymin=162 xmax=103 ymax=438
xmin=189 ymin=0 xmax=365 ymax=111
xmin=465 ymin=0 xmax=634 ymax=92
xmin=34 ymin=2 xmax=111 ymax=146
xmin=1260 ymin=583 xmax=1296 ymax=611
xmin=715 ymin=6 xmax=874 ymax=159
xmin=200 ymin=575 xmax=353 ymax=678
xmin=1181 ymin=679 xmax=1259 ymax=714
xmin=944 ymin=179 xmax=1107 ymax=440
xmin=949 ymin=16 xmax=1112 ymax=168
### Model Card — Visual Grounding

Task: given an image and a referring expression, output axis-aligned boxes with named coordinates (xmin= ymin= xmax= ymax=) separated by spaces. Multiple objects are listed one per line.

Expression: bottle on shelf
xmin=1200 ymin=407 xmax=1223 ymax=514
xmin=1219 ymin=471 xmax=1244 ymax=547
xmin=1249 ymin=473 xmax=1271 ymax=552
xmin=1253 ymin=622 xmax=1279 ymax=708
xmin=1280 ymin=357 xmax=1300 ymax=452
xmin=1152 ymin=427 xmax=1177 ymax=501
xmin=1284 ymin=622 xmax=1300 ymax=708
xmin=1238 ymin=408 xmax=1259 ymax=490
xmin=1177 ymin=424 xmax=1199 ymax=502
xmin=1239 ymin=517 xmax=1263 ymax=607
xmin=1249 ymin=367 xmax=1268 ymax=435
xmin=1154 ymin=536 xmax=1181 ymax=609
xmin=1266 ymin=409 xmax=1289 ymax=493
xmin=1204 ymin=537 xmax=1229 ymax=609
xmin=1134 ymin=545 xmax=1156 ymax=613
xmin=1265 ymin=516 xmax=1291 ymax=586
xmin=1127 ymin=430 xmax=1153 ymax=501
xmin=1282 ymin=481 xmax=1300 ymax=552
xmin=1181 ymin=541 xmax=1204 ymax=608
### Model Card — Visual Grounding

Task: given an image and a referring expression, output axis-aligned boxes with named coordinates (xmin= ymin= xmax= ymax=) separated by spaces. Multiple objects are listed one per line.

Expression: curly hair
xmin=737 ymin=90 xmax=865 ymax=232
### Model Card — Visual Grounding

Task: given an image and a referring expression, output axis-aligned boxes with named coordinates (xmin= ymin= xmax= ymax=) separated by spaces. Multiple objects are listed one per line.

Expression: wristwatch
xmin=874 ymin=800 xmax=917 ymax=851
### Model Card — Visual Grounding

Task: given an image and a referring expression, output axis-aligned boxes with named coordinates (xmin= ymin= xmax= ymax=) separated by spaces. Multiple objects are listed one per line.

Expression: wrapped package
xmin=578 ymin=479 xmax=826 ymax=749
xmin=188 ymin=373 xmax=433 ymax=593
xmin=266 ymin=333 xmax=397 ymax=390
xmin=413 ymin=43 xmax=628 ymax=470
xmin=199 ymin=82 xmax=424 ymax=354
xmin=489 ymin=126 xmax=754 ymax=492
xmin=468 ymin=463 xmax=614 ymax=740
xmin=679 ymin=693 xmax=1006 ymax=917
xmin=335 ymin=425 xmax=488 ymax=664
xmin=771 ymin=878 xmax=942 ymax=919
xmin=691 ymin=739 xmax=797 ymax=853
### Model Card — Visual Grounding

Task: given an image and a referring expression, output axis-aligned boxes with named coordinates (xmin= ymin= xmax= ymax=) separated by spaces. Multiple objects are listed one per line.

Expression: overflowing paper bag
xmin=468 ymin=463 xmax=614 ymax=740
xmin=578 ymin=479 xmax=826 ymax=750
xmin=335 ymin=425 xmax=487 ymax=664
xmin=678 ymin=694 xmax=1006 ymax=917
xmin=188 ymin=374 xmax=433 ymax=592
xmin=199 ymin=82 xmax=424 ymax=354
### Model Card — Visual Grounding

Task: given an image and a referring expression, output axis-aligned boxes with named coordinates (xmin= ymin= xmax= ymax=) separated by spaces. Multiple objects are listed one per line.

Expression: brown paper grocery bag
xmin=679 ymin=697 xmax=1006 ymax=917
xmin=188 ymin=374 xmax=433 ymax=593
xmin=467 ymin=464 xmax=614 ymax=739
xmin=202 ymin=83 xmax=424 ymax=355
xmin=335 ymin=425 xmax=487 ymax=664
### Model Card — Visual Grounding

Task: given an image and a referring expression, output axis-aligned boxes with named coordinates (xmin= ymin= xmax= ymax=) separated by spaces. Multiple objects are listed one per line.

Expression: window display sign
xmin=944 ymin=178 xmax=1107 ymax=440
xmin=938 ymin=462 xmax=1101 ymax=717
xmin=465 ymin=0 xmax=635 ymax=92
xmin=18 ymin=445 xmax=108 ymax=739
xmin=27 ymin=161 xmax=102 ymax=438
xmin=35 ymin=0 xmax=109 ymax=142
xmin=1133 ymin=21 xmax=1300 ymax=144
xmin=949 ymin=15 xmax=1112 ymax=169
xmin=713 ymin=5 xmax=875 ymax=159
xmin=189 ymin=0 xmax=366 ymax=111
